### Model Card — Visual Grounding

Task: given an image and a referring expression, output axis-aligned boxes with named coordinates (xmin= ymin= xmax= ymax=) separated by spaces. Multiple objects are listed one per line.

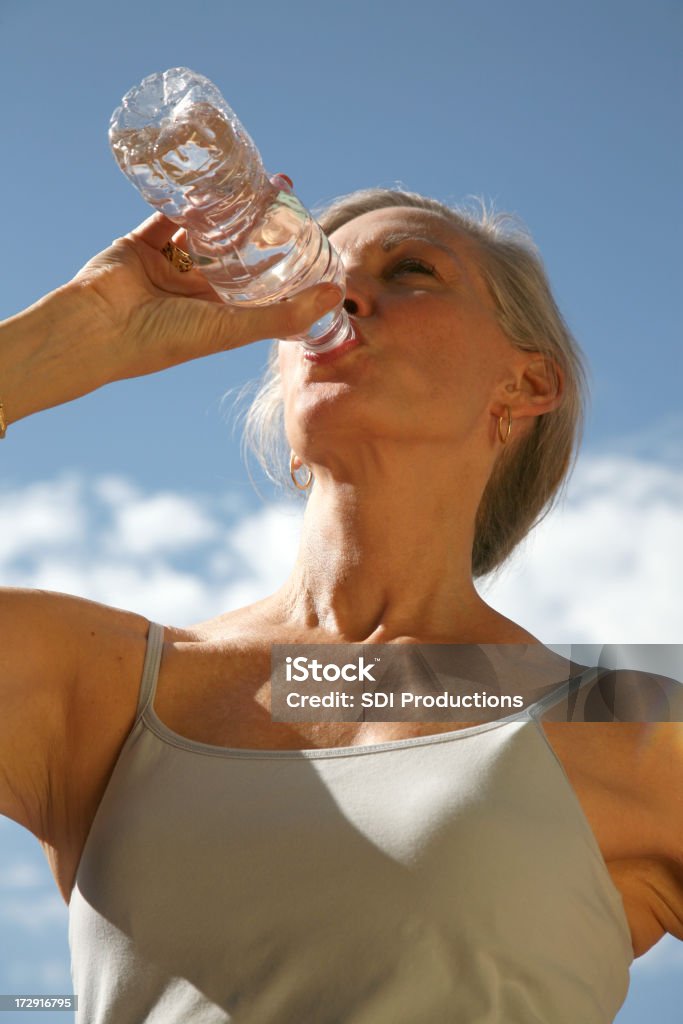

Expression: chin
xmin=286 ymin=385 xmax=381 ymax=459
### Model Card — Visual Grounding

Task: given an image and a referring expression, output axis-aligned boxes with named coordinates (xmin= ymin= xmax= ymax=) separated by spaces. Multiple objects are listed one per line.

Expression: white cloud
xmin=104 ymin=492 xmax=221 ymax=556
xmin=93 ymin=475 xmax=140 ymax=507
xmin=17 ymin=558 xmax=221 ymax=624
xmin=0 ymin=861 xmax=48 ymax=889
xmin=0 ymin=473 xmax=304 ymax=622
xmin=225 ymin=503 xmax=304 ymax=582
xmin=0 ymin=476 xmax=86 ymax=560
xmin=479 ymin=455 xmax=683 ymax=643
xmin=0 ymin=893 xmax=67 ymax=933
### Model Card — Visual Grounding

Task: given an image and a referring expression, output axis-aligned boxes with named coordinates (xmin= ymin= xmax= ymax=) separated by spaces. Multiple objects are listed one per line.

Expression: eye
xmin=390 ymin=257 xmax=437 ymax=278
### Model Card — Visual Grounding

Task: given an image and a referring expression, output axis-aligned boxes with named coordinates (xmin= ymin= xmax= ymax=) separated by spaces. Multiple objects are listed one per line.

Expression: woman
xmin=0 ymin=188 xmax=680 ymax=1023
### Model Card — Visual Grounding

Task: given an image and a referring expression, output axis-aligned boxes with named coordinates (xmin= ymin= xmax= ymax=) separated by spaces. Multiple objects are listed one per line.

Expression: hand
xmin=0 ymin=212 xmax=342 ymax=426
xmin=72 ymin=212 xmax=342 ymax=383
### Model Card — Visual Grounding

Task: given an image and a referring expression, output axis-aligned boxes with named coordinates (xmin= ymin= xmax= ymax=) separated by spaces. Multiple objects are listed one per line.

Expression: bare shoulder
xmin=542 ymin=665 xmax=683 ymax=842
xmin=0 ymin=587 xmax=149 ymax=840
xmin=182 ymin=596 xmax=282 ymax=640
xmin=152 ymin=599 xmax=280 ymax=698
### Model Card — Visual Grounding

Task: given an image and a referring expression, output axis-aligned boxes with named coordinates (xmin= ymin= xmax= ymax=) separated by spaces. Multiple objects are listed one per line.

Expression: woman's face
xmin=279 ymin=206 xmax=523 ymax=463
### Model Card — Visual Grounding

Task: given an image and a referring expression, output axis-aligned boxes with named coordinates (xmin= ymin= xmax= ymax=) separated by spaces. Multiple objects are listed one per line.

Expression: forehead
xmin=328 ymin=206 xmax=481 ymax=265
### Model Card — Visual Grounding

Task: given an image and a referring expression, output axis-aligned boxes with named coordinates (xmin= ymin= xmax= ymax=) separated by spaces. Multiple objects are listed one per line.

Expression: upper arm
xmin=0 ymin=588 xmax=148 ymax=842
xmin=0 ymin=589 xmax=80 ymax=834
xmin=660 ymin=719 xmax=683 ymax=941
xmin=632 ymin=714 xmax=683 ymax=946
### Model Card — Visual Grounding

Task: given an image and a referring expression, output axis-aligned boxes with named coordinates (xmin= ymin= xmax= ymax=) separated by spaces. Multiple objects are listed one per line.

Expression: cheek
xmin=408 ymin=320 xmax=474 ymax=386
xmin=277 ymin=343 xmax=298 ymax=400
xmin=420 ymin=309 xmax=506 ymax=383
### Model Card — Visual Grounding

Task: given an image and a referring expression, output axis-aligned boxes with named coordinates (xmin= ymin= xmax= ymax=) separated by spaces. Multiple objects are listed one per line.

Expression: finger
xmin=219 ymin=284 xmax=343 ymax=349
xmin=127 ymin=212 xmax=181 ymax=249
xmin=171 ymin=227 xmax=191 ymax=252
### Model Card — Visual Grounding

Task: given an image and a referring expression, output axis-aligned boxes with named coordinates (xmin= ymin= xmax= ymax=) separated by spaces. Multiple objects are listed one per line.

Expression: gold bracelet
xmin=0 ymin=402 xmax=7 ymax=439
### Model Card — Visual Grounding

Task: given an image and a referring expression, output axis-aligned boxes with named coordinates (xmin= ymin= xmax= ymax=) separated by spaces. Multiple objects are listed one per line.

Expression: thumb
xmin=232 ymin=284 xmax=344 ymax=347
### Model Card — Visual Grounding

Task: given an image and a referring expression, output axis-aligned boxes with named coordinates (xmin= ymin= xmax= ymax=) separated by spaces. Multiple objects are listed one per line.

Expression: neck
xmin=271 ymin=447 xmax=509 ymax=643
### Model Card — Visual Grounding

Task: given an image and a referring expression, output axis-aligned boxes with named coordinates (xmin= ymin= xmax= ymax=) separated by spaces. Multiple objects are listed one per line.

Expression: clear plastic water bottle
xmin=109 ymin=67 xmax=351 ymax=353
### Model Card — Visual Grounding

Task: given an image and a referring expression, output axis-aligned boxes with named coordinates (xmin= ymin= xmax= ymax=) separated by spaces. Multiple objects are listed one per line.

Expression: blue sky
xmin=2 ymin=0 xmax=681 ymax=489
xmin=0 ymin=0 xmax=681 ymax=1020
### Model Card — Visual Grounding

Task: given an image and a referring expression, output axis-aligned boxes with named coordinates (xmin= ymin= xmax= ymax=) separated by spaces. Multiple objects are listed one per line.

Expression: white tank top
xmin=69 ymin=622 xmax=633 ymax=1022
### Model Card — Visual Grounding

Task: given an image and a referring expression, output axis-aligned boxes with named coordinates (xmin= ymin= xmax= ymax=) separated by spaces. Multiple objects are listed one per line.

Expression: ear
xmin=494 ymin=353 xmax=564 ymax=420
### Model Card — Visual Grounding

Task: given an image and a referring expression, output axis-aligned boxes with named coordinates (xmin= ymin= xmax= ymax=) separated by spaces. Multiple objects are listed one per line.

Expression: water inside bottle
xmin=110 ymin=67 xmax=351 ymax=350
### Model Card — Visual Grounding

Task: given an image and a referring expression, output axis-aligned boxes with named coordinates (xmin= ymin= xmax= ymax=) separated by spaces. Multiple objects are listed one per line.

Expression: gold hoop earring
xmin=289 ymin=451 xmax=313 ymax=491
xmin=498 ymin=406 xmax=512 ymax=444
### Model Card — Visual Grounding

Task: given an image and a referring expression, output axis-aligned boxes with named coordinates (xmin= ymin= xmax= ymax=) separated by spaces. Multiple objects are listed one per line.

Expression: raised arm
xmin=0 ymin=211 xmax=340 ymax=427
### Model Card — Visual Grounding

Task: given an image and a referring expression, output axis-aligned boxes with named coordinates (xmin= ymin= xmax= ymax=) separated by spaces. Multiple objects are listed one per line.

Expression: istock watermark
xmin=270 ymin=644 xmax=683 ymax=724
xmin=285 ymin=655 xmax=379 ymax=684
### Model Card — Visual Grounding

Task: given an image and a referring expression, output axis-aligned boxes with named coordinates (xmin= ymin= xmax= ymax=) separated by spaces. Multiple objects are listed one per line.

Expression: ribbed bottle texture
xmin=109 ymin=68 xmax=350 ymax=351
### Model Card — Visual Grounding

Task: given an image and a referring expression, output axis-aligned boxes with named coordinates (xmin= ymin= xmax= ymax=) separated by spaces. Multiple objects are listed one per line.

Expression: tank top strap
xmin=135 ymin=621 xmax=165 ymax=719
xmin=526 ymin=662 xmax=603 ymax=722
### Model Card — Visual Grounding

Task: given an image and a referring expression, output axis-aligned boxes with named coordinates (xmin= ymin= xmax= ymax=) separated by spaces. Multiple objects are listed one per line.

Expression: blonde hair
xmin=242 ymin=187 xmax=588 ymax=579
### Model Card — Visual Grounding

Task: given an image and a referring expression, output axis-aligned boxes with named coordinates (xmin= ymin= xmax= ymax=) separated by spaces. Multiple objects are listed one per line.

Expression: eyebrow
xmin=379 ymin=232 xmax=465 ymax=269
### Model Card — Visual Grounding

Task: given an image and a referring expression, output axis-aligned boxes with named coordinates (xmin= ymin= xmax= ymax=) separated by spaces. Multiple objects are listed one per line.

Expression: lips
xmin=302 ymin=327 xmax=363 ymax=365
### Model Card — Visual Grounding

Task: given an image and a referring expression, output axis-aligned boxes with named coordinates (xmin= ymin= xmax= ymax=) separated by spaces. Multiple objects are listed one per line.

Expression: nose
xmin=341 ymin=264 xmax=375 ymax=319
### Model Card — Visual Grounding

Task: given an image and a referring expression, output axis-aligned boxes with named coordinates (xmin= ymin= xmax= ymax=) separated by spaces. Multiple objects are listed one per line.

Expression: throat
xmin=280 ymin=466 xmax=483 ymax=641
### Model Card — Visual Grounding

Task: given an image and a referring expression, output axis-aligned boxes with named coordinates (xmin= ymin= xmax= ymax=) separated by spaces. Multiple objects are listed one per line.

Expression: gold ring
xmin=161 ymin=241 xmax=194 ymax=273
